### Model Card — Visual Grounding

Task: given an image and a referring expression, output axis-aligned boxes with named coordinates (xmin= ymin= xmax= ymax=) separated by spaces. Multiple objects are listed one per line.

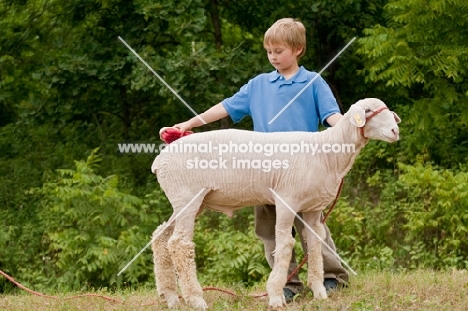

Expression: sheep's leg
xmin=167 ymin=192 xmax=209 ymax=310
xmin=151 ymin=219 xmax=179 ymax=308
xmin=303 ymin=211 xmax=327 ymax=299
xmin=266 ymin=203 xmax=296 ymax=310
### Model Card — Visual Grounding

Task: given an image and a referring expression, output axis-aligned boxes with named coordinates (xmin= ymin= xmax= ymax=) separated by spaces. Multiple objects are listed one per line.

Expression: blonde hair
xmin=264 ymin=18 xmax=306 ymax=59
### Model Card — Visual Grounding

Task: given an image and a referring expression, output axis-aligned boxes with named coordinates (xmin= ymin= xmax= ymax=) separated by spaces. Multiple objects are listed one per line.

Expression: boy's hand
xmin=159 ymin=127 xmax=193 ymax=143
xmin=165 ymin=102 xmax=228 ymax=139
xmin=173 ymin=121 xmax=193 ymax=133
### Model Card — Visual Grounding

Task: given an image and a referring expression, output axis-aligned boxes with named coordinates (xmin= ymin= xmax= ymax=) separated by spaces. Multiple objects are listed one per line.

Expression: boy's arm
xmin=326 ymin=113 xmax=343 ymax=127
xmin=173 ymin=103 xmax=229 ymax=133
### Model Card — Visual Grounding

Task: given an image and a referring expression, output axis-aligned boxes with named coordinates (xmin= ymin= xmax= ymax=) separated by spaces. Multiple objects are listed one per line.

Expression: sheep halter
xmin=321 ymin=178 xmax=344 ymax=224
xmin=359 ymin=106 xmax=389 ymax=138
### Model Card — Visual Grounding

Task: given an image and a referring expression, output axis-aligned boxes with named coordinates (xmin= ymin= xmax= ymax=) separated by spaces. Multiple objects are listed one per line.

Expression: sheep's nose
xmin=392 ymin=127 xmax=399 ymax=136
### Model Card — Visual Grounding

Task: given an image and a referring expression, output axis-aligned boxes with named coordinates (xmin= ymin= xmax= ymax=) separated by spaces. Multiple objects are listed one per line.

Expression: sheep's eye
xmin=365 ymin=109 xmax=371 ymax=113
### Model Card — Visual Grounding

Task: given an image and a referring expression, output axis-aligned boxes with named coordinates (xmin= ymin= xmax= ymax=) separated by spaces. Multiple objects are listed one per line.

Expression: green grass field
xmin=1 ymin=269 xmax=467 ymax=310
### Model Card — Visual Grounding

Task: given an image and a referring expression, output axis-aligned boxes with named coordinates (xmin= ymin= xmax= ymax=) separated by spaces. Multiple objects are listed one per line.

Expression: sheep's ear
xmin=392 ymin=112 xmax=401 ymax=124
xmin=349 ymin=105 xmax=366 ymax=127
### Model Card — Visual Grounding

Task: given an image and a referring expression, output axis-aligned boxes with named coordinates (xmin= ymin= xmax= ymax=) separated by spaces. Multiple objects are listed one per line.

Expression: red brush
xmin=159 ymin=127 xmax=194 ymax=144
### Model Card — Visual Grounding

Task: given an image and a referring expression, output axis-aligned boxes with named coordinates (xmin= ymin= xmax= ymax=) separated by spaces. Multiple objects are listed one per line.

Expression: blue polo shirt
xmin=222 ymin=66 xmax=340 ymax=132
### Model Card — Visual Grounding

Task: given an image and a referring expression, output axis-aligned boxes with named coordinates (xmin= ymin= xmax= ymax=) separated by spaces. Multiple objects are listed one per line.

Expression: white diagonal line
xmin=117 ymin=187 xmax=207 ymax=276
xmin=118 ymin=36 xmax=207 ymax=125
xmin=268 ymin=37 xmax=356 ymax=125
xmin=269 ymin=188 xmax=357 ymax=275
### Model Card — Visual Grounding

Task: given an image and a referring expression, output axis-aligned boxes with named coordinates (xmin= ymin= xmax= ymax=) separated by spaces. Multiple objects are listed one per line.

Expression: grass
xmin=1 ymin=269 xmax=467 ymax=310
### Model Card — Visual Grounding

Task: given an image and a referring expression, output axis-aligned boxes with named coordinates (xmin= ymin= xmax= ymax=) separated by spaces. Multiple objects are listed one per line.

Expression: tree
xmin=358 ymin=0 xmax=468 ymax=166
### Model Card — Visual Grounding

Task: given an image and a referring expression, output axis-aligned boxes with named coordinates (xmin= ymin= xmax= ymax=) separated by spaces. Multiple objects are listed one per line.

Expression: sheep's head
xmin=348 ymin=98 xmax=400 ymax=143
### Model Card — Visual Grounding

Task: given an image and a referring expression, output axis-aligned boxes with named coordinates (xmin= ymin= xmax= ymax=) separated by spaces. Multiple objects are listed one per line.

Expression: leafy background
xmin=1 ymin=0 xmax=467 ymax=293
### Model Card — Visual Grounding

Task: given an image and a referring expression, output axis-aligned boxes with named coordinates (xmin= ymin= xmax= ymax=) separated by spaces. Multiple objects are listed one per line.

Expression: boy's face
xmin=264 ymin=43 xmax=302 ymax=73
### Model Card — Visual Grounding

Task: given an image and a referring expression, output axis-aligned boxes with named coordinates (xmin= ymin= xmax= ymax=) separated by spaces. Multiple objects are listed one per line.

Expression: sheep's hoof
xmin=166 ymin=295 xmax=181 ymax=308
xmin=312 ymin=286 xmax=328 ymax=299
xmin=186 ymin=296 xmax=208 ymax=310
xmin=268 ymin=295 xmax=286 ymax=310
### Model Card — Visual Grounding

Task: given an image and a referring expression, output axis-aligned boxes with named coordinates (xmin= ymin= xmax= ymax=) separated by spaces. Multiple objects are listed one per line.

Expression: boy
xmin=170 ymin=18 xmax=349 ymax=301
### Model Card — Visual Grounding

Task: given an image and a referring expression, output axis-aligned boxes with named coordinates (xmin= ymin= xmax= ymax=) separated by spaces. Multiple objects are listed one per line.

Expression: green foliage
xmin=329 ymin=160 xmax=468 ymax=271
xmin=398 ymin=162 xmax=468 ymax=268
xmin=194 ymin=209 xmax=270 ymax=286
xmin=1 ymin=0 xmax=468 ymax=294
xmin=0 ymin=150 xmax=173 ymax=292
xmin=37 ymin=149 xmax=140 ymax=289
xmin=357 ymin=0 xmax=468 ymax=166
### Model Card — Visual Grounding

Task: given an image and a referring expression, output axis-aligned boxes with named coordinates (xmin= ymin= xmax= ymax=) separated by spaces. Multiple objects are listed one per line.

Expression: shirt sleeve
xmin=221 ymin=81 xmax=251 ymax=123
xmin=313 ymin=75 xmax=341 ymax=127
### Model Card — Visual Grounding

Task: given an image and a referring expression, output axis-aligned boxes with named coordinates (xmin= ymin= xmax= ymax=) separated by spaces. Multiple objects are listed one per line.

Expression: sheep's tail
xmin=159 ymin=127 xmax=194 ymax=144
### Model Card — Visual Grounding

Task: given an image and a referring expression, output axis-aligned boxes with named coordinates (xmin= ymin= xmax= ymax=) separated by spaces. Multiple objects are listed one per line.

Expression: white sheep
xmin=150 ymin=98 xmax=400 ymax=310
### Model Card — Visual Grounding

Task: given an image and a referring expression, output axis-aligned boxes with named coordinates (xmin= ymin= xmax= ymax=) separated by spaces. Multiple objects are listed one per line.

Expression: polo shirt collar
xmin=268 ymin=66 xmax=308 ymax=84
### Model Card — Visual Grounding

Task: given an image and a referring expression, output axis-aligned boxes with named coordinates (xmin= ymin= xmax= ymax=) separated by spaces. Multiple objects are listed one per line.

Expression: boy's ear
xmin=294 ymin=46 xmax=304 ymax=56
